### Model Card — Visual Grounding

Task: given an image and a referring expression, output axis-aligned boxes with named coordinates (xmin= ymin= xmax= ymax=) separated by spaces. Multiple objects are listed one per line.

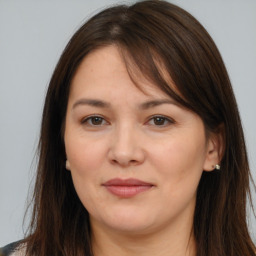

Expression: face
xmin=64 ymin=45 xmax=217 ymax=236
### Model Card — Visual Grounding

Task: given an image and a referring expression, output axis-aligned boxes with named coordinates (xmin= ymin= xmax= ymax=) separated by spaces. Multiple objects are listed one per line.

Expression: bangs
xmin=116 ymin=41 xmax=192 ymax=110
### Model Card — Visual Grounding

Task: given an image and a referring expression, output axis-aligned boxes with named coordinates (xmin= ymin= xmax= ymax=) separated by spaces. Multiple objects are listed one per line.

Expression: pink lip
xmin=103 ymin=178 xmax=154 ymax=198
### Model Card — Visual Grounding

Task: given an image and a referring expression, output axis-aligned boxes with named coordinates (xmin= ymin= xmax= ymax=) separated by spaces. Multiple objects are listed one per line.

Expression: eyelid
xmin=80 ymin=114 xmax=175 ymax=127
xmin=81 ymin=114 xmax=109 ymax=126
xmin=146 ymin=115 xmax=175 ymax=126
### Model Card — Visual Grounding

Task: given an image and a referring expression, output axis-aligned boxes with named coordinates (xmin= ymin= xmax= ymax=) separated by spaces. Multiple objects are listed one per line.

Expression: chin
xmin=92 ymin=207 xmax=160 ymax=235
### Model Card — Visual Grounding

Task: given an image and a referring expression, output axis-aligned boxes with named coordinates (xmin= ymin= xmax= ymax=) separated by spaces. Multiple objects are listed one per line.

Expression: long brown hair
xmin=24 ymin=1 xmax=255 ymax=255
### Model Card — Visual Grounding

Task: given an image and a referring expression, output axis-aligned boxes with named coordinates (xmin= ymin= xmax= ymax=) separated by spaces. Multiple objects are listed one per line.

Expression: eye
xmin=147 ymin=115 xmax=174 ymax=126
xmin=81 ymin=115 xmax=108 ymax=126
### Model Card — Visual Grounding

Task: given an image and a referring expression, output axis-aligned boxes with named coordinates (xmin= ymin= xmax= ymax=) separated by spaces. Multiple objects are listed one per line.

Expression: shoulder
xmin=0 ymin=241 xmax=26 ymax=256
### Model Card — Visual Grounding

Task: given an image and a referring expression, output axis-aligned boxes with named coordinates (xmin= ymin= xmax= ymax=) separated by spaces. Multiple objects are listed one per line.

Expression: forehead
xmin=70 ymin=45 xmax=180 ymax=103
xmin=71 ymin=46 xmax=162 ymax=97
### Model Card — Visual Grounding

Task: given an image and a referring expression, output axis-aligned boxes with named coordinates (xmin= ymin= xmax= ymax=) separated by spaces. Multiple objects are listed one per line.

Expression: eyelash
xmin=81 ymin=115 xmax=175 ymax=127
xmin=147 ymin=115 xmax=175 ymax=126
xmin=81 ymin=115 xmax=108 ymax=126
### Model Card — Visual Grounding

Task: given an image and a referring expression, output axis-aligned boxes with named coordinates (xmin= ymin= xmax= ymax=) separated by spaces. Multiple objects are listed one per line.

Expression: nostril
xmin=107 ymin=143 xmax=146 ymax=166
xmin=110 ymin=158 xmax=139 ymax=166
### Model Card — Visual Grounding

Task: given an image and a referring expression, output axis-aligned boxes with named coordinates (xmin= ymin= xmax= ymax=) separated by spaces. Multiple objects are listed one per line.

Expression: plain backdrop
xmin=0 ymin=0 xmax=255 ymax=246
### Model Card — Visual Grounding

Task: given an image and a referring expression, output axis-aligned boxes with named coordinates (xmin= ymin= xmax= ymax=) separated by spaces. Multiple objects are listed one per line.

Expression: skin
xmin=64 ymin=45 xmax=221 ymax=256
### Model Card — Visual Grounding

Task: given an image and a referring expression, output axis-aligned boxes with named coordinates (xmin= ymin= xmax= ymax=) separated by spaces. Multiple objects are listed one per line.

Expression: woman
xmin=1 ymin=0 xmax=255 ymax=255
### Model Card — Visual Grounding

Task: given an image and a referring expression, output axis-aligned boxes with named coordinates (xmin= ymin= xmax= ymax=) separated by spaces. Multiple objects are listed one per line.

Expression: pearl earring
xmin=214 ymin=164 xmax=220 ymax=170
xmin=66 ymin=160 xmax=70 ymax=170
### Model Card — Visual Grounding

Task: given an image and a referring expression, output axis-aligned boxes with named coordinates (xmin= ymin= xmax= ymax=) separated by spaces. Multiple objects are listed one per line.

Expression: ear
xmin=203 ymin=126 xmax=225 ymax=172
xmin=66 ymin=159 xmax=71 ymax=171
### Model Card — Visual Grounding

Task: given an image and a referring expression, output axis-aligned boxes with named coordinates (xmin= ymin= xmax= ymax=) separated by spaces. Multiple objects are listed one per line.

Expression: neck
xmin=91 ymin=215 xmax=197 ymax=256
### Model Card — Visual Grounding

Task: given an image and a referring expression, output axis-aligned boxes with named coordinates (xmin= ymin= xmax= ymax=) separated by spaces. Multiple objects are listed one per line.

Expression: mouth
xmin=102 ymin=178 xmax=154 ymax=198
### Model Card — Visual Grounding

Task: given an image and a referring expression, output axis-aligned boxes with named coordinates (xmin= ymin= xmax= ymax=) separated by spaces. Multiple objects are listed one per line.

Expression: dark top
xmin=0 ymin=241 xmax=22 ymax=256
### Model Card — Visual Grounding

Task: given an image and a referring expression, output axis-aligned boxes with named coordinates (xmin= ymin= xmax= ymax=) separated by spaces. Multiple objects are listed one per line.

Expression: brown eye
xmin=153 ymin=117 xmax=166 ymax=125
xmin=91 ymin=117 xmax=104 ymax=125
xmin=147 ymin=115 xmax=174 ymax=126
xmin=82 ymin=116 xmax=107 ymax=126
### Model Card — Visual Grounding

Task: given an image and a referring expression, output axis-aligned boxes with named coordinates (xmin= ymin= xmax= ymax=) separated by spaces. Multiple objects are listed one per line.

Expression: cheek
xmin=148 ymin=139 xmax=205 ymax=215
xmin=149 ymin=132 xmax=207 ymax=189
xmin=65 ymin=138 xmax=107 ymax=209
xmin=65 ymin=135 xmax=107 ymax=176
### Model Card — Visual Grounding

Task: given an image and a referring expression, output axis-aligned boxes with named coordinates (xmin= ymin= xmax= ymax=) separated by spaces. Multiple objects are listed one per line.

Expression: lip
xmin=102 ymin=178 xmax=154 ymax=198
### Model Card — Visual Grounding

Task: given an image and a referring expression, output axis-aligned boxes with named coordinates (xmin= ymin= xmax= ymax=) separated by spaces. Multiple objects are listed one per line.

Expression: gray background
xmin=0 ymin=0 xmax=255 ymax=246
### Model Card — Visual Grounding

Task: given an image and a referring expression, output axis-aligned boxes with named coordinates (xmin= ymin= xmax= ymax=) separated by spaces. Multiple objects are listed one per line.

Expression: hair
xmin=24 ymin=1 xmax=255 ymax=255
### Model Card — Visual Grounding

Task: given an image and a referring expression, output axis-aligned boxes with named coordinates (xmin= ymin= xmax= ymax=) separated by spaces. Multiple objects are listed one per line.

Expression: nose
xmin=107 ymin=124 xmax=146 ymax=167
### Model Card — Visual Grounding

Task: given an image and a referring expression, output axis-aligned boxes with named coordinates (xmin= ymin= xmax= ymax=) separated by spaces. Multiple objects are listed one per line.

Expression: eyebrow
xmin=72 ymin=98 xmax=178 ymax=110
xmin=139 ymin=99 xmax=178 ymax=109
xmin=72 ymin=99 xmax=111 ymax=109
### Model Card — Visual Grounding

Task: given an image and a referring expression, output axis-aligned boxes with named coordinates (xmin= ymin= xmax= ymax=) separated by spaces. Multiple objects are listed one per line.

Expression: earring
xmin=66 ymin=160 xmax=70 ymax=170
xmin=214 ymin=164 xmax=220 ymax=170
